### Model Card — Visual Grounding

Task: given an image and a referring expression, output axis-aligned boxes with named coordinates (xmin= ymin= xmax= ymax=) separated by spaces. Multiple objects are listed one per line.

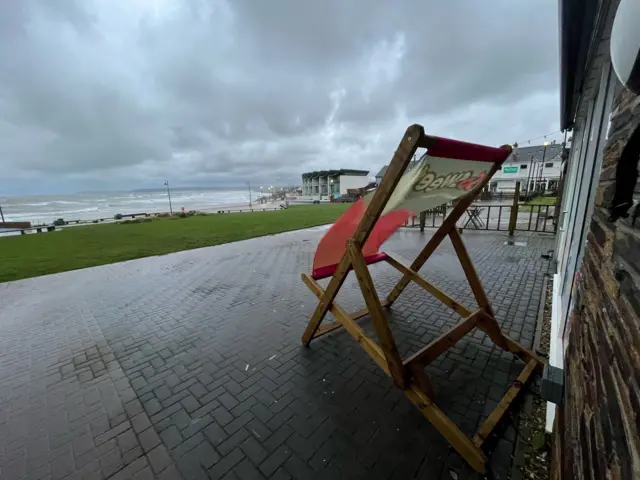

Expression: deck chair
xmin=300 ymin=124 xmax=544 ymax=474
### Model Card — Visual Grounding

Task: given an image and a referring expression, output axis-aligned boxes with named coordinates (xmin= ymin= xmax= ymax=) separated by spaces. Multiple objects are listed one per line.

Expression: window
xmin=520 ymin=164 xmax=528 ymax=169
xmin=545 ymin=162 xmax=554 ymax=168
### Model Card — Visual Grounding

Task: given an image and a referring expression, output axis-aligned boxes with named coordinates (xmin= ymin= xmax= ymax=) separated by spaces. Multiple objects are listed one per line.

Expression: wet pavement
xmin=0 ymin=227 xmax=554 ymax=479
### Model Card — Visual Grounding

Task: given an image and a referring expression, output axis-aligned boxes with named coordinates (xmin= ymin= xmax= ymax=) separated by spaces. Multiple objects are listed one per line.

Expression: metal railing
xmin=404 ymin=203 xmax=556 ymax=233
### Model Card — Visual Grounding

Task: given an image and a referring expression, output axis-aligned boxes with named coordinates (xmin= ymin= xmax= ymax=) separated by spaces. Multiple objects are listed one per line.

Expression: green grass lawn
xmin=519 ymin=196 xmax=557 ymax=212
xmin=0 ymin=204 xmax=349 ymax=283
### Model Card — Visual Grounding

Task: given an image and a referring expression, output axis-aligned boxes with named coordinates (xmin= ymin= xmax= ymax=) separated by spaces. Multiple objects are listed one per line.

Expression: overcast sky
xmin=0 ymin=0 xmax=561 ymax=195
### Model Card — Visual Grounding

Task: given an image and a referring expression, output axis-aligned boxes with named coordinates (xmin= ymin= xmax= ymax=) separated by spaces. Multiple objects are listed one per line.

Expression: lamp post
xmin=246 ymin=181 xmax=252 ymax=208
xmin=525 ymin=155 xmax=534 ymax=197
xmin=164 ymin=181 xmax=173 ymax=215
xmin=0 ymin=203 xmax=4 ymax=223
xmin=539 ymin=141 xmax=550 ymax=193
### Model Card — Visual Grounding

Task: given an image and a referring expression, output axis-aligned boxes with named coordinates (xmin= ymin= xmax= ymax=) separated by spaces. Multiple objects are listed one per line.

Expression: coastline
xmin=0 ymin=200 xmax=286 ymax=236
xmin=0 ymin=189 xmax=281 ymax=226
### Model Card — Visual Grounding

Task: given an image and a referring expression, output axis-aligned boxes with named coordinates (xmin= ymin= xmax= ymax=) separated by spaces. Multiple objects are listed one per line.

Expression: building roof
xmin=301 ymin=169 xmax=369 ymax=179
xmin=375 ymin=166 xmax=387 ymax=178
xmin=507 ymin=143 xmax=564 ymax=164
xmin=559 ymin=0 xmax=601 ymax=130
xmin=374 ymin=157 xmax=422 ymax=180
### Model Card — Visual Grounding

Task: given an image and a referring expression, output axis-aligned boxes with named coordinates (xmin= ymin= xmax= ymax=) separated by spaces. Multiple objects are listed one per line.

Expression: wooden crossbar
xmin=404 ymin=310 xmax=484 ymax=367
xmin=312 ymin=302 xmax=389 ymax=340
xmin=383 ymin=255 xmax=473 ymax=317
xmin=300 ymin=126 xmax=544 ymax=474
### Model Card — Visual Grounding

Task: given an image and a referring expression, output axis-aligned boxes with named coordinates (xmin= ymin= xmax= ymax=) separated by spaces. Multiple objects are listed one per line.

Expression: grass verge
xmin=0 ymin=204 xmax=349 ymax=283
xmin=520 ymin=196 xmax=557 ymax=212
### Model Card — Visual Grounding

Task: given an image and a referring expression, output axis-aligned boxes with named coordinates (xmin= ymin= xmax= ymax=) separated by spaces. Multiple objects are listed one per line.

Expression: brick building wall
xmin=552 ymin=87 xmax=640 ymax=478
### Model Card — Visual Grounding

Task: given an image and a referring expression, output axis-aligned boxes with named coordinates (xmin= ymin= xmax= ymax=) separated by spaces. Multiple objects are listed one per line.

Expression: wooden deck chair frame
xmin=300 ymin=124 xmax=544 ymax=474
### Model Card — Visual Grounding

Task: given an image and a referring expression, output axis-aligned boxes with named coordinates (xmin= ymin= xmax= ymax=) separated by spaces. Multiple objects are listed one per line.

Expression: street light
xmin=539 ymin=141 xmax=550 ymax=193
xmin=246 ymin=181 xmax=252 ymax=208
xmin=0 ymin=203 xmax=4 ymax=223
xmin=164 ymin=181 xmax=173 ymax=215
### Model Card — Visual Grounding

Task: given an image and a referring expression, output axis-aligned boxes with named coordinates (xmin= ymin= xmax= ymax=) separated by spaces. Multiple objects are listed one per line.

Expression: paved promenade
xmin=0 ymin=227 xmax=553 ymax=479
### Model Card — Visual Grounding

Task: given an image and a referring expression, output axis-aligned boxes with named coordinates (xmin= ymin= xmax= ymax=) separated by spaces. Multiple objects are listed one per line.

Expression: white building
xmin=489 ymin=143 xmax=564 ymax=193
xmin=299 ymin=169 xmax=370 ymax=201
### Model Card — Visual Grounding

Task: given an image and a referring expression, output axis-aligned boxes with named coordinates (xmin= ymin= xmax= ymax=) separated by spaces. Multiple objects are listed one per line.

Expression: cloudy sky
xmin=0 ymin=0 xmax=562 ymax=195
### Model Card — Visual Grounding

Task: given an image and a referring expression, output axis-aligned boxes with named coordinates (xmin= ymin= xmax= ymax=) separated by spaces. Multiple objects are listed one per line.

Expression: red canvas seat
xmin=312 ymin=252 xmax=389 ymax=280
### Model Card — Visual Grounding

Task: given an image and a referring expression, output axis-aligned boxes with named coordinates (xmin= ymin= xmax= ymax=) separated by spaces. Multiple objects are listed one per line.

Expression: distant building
xmin=489 ymin=143 xmax=564 ymax=193
xmin=374 ymin=156 xmax=422 ymax=184
xmin=374 ymin=165 xmax=387 ymax=184
xmin=301 ymin=169 xmax=369 ymax=197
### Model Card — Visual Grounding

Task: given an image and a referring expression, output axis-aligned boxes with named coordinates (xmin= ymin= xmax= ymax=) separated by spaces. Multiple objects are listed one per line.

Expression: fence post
xmin=508 ymin=181 xmax=520 ymax=236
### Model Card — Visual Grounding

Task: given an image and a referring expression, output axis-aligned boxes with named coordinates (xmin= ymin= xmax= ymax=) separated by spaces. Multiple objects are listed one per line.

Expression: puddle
xmin=504 ymin=240 xmax=527 ymax=247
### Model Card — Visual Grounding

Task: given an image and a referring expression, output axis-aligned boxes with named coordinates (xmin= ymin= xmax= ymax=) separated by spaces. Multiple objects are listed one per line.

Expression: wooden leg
xmin=348 ymin=243 xmax=407 ymax=389
xmin=301 ymin=254 xmax=352 ymax=345
xmin=473 ymin=358 xmax=539 ymax=446
xmin=448 ymin=229 xmax=490 ymax=309
xmin=448 ymin=229 xmax=510 ymax=351
xmin=405 ymin=384 xmax=487 ymax=473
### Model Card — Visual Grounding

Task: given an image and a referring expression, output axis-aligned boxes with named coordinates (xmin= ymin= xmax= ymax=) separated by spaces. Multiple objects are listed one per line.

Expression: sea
xmin=0 ymin=188 xmax=263 ymax=225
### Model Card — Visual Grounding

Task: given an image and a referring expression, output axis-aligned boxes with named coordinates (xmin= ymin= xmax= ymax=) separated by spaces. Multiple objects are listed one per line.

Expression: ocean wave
xmin=5 ymin=189 xmax=259 ymax=223
xmin=21 ymin=200 xmax=84 ymax=207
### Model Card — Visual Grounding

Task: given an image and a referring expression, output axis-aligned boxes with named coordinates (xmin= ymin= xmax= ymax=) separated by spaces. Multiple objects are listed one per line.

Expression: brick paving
xmin=0 ymin=227 xmax=554 ymax=479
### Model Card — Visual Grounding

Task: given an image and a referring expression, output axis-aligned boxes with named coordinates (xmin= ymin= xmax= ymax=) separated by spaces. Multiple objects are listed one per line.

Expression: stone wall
xmin=552 ymin=87 xmax=640 ymax=478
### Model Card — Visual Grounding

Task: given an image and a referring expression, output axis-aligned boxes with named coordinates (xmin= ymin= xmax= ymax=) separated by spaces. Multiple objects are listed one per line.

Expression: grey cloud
xmin=0 ymin=0 xmax=561 ymax=194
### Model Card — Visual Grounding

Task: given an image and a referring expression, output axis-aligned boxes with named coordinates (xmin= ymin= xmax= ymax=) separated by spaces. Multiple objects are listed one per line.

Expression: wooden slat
xmin=384 ymin=255 xmax=472 ymax=317
xmin=404 ymin=384 xmax=487 ymax=473
xmin=301 ymin=273 xmax=389 ymax=374
xmin=348 ymin=243 xmax=407 ymax=388
xmin=502 ymin=334 xmax=546 ymax=367
xmin=404 ymin=310 xmax=483 ymax=367
xmin=312 ymin=301 xmax=389 ymax=339
xmin=313 ymin=320 xmax=345 ymax=338
xmin=473 ymin=358 xmax=539 ymax=446
xmin=301 ymin=125 xmax=423 ymax=345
